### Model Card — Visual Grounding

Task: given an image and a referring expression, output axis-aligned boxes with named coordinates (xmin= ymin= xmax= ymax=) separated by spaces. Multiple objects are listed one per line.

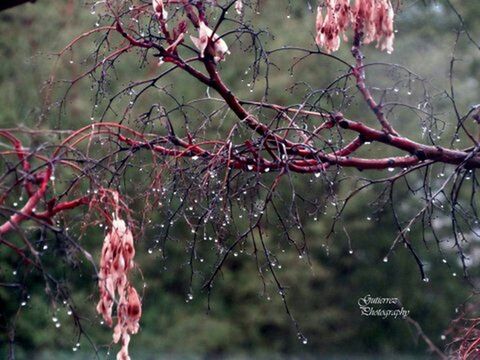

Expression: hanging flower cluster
xmin=96 ymin=216 xmax=141 ymax=360
xmin=190 ymin=20 xmax=230 ymax=63
xmin=315 ymin=0 xmax=395 ymax=53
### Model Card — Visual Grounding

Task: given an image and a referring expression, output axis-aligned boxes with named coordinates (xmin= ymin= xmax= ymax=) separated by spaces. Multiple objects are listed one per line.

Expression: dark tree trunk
xmin=0 ymin=0 xmax=36 ymax=12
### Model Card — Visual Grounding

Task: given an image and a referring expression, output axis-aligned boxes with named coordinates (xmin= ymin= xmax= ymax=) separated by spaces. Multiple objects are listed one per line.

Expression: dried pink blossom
xmin=190 ymin=21 xmax=230 ymax=62
xmin=97 ymin=217 xmax=141 ymax=360
xmin=353 ymin=0 xmax=394 ymax=52
xmin=113 ymin=286 xmax=142 ymax=360
xmin=315 ymin=0 xmax=352 ymax=53
xmin=152 ymin=0 xmax=168 ymax=20
xmin=235 ymin=0 xmax=243 ymax=15
xmin=315 ymin=0 xmax=395 ymax=53
xmin=372 ymin=0 xmax=395 ymax=53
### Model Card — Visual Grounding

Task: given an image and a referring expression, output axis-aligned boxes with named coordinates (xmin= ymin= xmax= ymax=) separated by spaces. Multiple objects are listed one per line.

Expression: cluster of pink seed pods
xmin=315 ymin=0 xmax=395 ymax=53
xmin=96 ymin=216 xmax=141 ymax=360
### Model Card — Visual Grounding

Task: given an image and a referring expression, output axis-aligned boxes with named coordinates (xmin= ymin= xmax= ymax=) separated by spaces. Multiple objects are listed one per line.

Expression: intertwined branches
xmin=1 ymin=0 xmax=480 ymax=358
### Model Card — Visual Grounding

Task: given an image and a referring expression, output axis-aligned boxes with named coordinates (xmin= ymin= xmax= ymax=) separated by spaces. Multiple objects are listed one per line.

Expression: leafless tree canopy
xmin=1 ymin=0 xmax=480 ymax=358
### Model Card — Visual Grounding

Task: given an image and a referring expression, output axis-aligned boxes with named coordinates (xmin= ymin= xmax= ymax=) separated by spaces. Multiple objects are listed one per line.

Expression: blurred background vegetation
xmin=0 ymin=0 xmax=479 ymax=359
